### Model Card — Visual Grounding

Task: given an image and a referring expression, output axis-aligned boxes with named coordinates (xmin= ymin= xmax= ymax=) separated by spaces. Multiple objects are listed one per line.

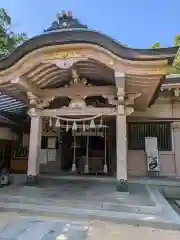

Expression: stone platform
xmin=0 ymin=176 xmax=180 ymax=230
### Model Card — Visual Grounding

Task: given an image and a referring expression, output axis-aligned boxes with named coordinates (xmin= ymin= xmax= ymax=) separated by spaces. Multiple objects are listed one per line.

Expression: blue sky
xmin=1 ymin=0 xmax=179 ymax=48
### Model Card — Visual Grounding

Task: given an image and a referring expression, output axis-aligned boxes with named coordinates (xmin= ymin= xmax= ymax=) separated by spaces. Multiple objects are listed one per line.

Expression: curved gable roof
xmin=0 ymin=9 xmax=178 ymax=71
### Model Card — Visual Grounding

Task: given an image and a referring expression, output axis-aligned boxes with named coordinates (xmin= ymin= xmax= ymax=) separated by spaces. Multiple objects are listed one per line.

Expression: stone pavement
xmin=0 ymin=213 xmax=180 ymax=240
xmin=0 ymin=178 xmax=180 ymax=229
xmin=0 ymin=178 xmax=154 ymax=207
xmin=0 ymin=213 xmax=89 ymax=240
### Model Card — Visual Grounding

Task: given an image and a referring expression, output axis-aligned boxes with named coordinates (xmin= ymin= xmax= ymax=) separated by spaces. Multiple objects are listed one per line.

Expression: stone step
xmin=0 ymin=194 xmax=162 ymax=215
xmin=162 ymin=187 xmax=180 ymax=198
xmin=0 ymin=201 xmax=180 ymax=231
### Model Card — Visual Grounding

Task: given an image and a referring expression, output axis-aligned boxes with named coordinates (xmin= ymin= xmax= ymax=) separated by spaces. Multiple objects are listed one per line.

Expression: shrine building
xmin=0 ymin=11 xmax=179 ymax=191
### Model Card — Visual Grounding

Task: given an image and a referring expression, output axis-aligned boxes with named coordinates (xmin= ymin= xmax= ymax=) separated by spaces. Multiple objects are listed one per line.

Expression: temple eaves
xmin=44 ymin=10 xmax=88 ymax=32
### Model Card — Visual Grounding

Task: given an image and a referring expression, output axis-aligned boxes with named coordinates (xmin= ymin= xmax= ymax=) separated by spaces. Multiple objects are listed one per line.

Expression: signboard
xmin=39 ymin=149 xmax=47 ymax=164
xmin=47 ymin=137 xmax=56 ymax=149
xmin=39 ymin=149 xmax=56 ymax=163
xmin=74 ymin=131 xmax=104 ymax=137
xmin=145 ymin=137 xmax=160 ymax=172
xmin=47 ymin=149 xmax=56 ymax=162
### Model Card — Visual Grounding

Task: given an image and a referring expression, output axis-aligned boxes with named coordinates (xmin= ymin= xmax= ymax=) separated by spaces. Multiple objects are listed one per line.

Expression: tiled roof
xmin=0 ymin=92 xmax=27 ymax=125
xmin=164 ymin=74 xmax=180 ymax=84
xmin=0 ymin=31 xmax=178 ymax=71
xmin=0 ymin=115 xmax=17 ymax=125
xmin=0 ymin=92 xmax=26 ymax=114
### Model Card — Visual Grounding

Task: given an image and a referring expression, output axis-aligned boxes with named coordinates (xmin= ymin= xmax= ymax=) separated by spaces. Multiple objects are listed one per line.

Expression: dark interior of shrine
xmin=60 ymin=130 xmax=109 ymax=174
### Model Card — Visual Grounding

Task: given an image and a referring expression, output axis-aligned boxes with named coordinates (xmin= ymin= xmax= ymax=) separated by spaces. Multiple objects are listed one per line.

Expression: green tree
xmin=150 ymin=42 xmax=160 ymax=49
xmin=172 ymin=34 xmax=180 ymax=73
xmin=174 ymin=33 xmax=180 ymax=46
xmin=0 ymin=8 xmax=27 ymax=56
xmin=151 ymin=34 xmax=180 ymax=73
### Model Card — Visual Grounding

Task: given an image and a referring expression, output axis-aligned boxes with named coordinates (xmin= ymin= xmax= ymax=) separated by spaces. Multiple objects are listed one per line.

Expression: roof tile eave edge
xmin=3 ymin=28 xmax=178 ymax=58
xmin=0 ymin=29 xmax=178 ymax=71
xmin=0 ymin=28 xmax=134 ymax=61
xmin=166 ymin=73 xmax=180 ymax=78
xmin=38 ymin=28 xmax=180 ymax=54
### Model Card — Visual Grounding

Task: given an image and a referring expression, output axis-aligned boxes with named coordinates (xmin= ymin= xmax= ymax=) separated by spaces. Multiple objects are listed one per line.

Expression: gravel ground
xmin=87 ymin=220 xmax=180 ymax=240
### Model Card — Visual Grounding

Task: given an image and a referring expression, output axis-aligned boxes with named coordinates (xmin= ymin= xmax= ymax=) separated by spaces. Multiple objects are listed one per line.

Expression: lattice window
xmin=128 ymin=122 xmax=172 ymax=151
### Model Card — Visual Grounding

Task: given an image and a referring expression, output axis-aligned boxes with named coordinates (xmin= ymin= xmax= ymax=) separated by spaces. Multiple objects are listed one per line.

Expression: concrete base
xmin=175 ymin=200 xmax=180 ymax=208
xmin=116 ymin=180 xmax=128 ymax=192
xmin=26 ymin=175 xmax=38 ymax=186
xmin=0 ymin=175 xmax=180 ymax=230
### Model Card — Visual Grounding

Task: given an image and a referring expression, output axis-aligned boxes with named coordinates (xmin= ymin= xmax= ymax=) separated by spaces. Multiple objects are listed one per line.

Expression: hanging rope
xmin=84 ymin=135 xmax=89 ymax=173
xmin=48 ymin=111 xmax=113 ymax=175
xmin=103 ymin=124 xmax=108 ymax=173
xmin=53 ymin=114 xmax=102 ymax=122
xmin=71 ymin=133 xmax=76 ymax=172
xmin=50 ymin=108 xmax=116 ymax=123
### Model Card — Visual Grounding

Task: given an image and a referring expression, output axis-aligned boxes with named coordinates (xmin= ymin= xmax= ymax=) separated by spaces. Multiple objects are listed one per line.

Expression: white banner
xmin=145 ymin=137 xmax=160 ymax=172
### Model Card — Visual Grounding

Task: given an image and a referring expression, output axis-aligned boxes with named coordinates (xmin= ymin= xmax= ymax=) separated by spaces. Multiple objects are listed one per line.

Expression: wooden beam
xmin=42 ymin=85 xmax=116 ymax=98
xmin=114 ymin=72 xmax=125 ymax=88
xmin=28 ymin=107 xmax=117 ymax=117
xmin=11 ymin=77 xmax=44 ymax=97
xmin=11 ymin=76 xmax=117 ymax=99
xmin=161 ymin=83 xmax=180 ymax=89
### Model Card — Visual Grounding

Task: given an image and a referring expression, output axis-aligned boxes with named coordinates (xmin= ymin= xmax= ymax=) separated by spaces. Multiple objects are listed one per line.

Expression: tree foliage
xmin=173 ymin=33 xmax=180 ymax=47
xmin=151 ymin=34 xmax=180 ymax=73
xmin=150 ymin=42 xmax=160 ymax=49
xmin=0 ymin=8 xmax=27 ymax=56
